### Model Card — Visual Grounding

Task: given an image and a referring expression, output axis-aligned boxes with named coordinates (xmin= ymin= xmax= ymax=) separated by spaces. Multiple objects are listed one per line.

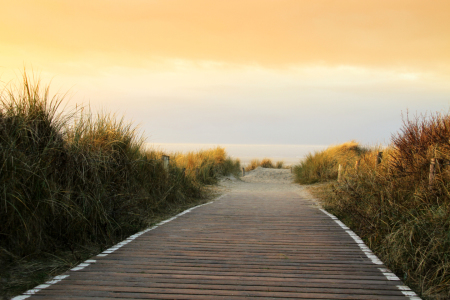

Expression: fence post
xmin=355 ymin=159 xmax=360 ymax=172
xmin=182 ymin=167 xmax=186 ymax=178
xmin=338 ymin=164 xmax=342 ymax=182
xmin=429 ymin=158 xmax=436 ymax=190
xmin=242 ymin=167 xmax=245 ymax=177
xmin=376 ymin=152 xmax=383 ymax=167
xmin=162 ymin=155 xmax=170 ymax=171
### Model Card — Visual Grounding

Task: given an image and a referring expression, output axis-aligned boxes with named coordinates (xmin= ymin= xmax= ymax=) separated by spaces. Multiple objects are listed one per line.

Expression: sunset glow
xmin=1 ymin=0 xmax=449 ymax=146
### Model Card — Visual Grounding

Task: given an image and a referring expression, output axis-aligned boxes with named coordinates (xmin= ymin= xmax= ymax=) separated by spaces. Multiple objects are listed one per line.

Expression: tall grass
xmin=293 ymin=141 xmax=368 ymax=184
xmin=245 ymin=158 xmax=284 ymax=171
xmin=0 ymin=74 xmax=240 ymax=297
xmin=173 ymin=147 xmax=241 ymax=184
xmin=296 ymin=114 xmax=450 ymax=299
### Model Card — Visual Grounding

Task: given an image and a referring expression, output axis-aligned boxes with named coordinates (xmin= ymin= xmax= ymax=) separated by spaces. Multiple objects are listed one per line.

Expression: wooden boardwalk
xmin=19 ymin=191 xmax=419 ymax=299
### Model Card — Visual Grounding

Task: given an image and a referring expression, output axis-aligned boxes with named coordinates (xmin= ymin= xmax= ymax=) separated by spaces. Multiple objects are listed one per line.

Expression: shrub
xmin=308 ymin=113 xmax=450 ymax=299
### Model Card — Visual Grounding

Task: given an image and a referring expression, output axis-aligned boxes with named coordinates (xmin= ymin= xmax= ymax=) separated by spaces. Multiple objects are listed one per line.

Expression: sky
xmin=1 ymin=0 xmax=450 ymax=147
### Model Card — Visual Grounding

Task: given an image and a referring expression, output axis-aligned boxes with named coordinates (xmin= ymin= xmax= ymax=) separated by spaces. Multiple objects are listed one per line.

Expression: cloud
xmin=1 ymin=0 xmax=449 ymax=74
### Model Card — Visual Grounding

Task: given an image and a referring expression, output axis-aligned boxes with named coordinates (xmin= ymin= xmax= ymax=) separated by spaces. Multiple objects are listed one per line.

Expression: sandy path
xmin=218 ymin=167 xmax=319 ymax=207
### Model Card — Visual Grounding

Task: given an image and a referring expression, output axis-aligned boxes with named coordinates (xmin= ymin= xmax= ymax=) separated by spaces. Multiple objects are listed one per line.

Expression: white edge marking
xmin=402 ymin=291 xmax=418 ymax=297
xmin=319 ymin=208 xmax=422 ymax=299
xmin=12 ymin=273 xmax=71 ymax=299
xmin=11 ymin=196 xmax=223 ymax=300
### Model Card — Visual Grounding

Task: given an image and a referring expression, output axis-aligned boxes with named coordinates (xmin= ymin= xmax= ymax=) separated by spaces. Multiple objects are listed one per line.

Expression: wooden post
xmin=242 ymin=167 xmax=245 ymax=177
xmin=376 ymin=152 xmax=383 ymax=167
xmin=290 ymin=167 xmax=293 ymax=173
xmin=182 ymin=167 xmax=186 ymax=178
xmin=338 ymin=164 xmax=342 ymax=182
xmin=162 ymin=155 xmax=170 ymax=171
xmin=429 ymin=158 xmax=436 ymax=190
xmin=355 ymin=159 xmax=360 ymax=172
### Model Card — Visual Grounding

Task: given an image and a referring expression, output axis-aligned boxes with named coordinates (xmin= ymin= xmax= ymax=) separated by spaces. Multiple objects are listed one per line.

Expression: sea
xmin=146 ymin=143 xmax=329 ymax=166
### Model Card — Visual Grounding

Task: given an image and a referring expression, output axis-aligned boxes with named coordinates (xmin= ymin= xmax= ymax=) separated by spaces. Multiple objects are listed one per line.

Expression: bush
xmin=308 ymin=114 xmax=450 ymax=299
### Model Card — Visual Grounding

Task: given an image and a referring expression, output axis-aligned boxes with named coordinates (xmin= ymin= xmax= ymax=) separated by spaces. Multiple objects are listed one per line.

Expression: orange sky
xmin=1 ymin=0 xmax=450 ymax=73
xmin=1 ymin=1 xmax=450 ymax=146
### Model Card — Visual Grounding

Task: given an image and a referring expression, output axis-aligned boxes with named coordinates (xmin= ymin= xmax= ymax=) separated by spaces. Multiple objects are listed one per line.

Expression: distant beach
xmin=147 ymin=143 xmax=328 ymax=166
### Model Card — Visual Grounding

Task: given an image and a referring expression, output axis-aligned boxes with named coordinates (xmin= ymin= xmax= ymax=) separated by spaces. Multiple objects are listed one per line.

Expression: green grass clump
xmin=293 ymin=141 xmax=368 ymax=184
xmin=0 ymin=73 xmax=240 ymax=298
xmin=302 ymin=114 xmax=450 ymax=299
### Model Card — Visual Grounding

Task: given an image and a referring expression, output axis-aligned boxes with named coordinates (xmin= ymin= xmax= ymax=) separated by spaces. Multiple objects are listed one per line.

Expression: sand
xmin=218 ymin=167 xmax=319 ymax=207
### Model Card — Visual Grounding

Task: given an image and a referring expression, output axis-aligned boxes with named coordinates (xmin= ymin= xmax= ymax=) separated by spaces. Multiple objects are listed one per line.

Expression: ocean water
xmin=146 ymin=143 xmax=328 ymax=166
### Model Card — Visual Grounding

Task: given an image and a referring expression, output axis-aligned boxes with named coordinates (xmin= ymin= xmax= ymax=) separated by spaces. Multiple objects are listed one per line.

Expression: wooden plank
xmin=25 ymin=191 xmax=409 ymax=299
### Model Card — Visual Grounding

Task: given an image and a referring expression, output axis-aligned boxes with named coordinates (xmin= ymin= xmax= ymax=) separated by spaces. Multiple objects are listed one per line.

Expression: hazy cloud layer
xmin=1 ymin=1 xmax=449 ymax=147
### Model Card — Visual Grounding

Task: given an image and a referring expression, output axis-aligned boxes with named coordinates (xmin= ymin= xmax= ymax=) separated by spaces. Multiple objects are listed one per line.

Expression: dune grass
xmin=172 ymin=147 xmax=241 ymax=184
xmin=296 ymin=114 xmax=450 ymax=299
xmin=293 ymin=141 xmax=369 ymax=184
xmin=0 ymin=74 xmax=241 ymax=298
xmin=245 ymin=158 xmax=284 ymax=171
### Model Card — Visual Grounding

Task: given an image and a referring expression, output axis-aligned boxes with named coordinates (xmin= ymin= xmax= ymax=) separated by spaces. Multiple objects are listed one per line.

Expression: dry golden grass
xmin=293 ymin=141 xmax=368 ymax=184
xmin=296 ymin=115 xmax=450 ymax=299
xmin=245 ymin=158 xmax=284 ymax=171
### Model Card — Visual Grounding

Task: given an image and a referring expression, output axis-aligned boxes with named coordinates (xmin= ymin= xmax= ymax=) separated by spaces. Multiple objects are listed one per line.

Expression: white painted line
xmin=45 ymin=280 xmax=60 ymax=284
xmin=23 ymin=289 xmax=40 ymax=295
xmin=334 ymin=220 xmax=350 ymax=229
xmin=70 ymin=262 xmax=94 ymax=271
xmin=34 ymin=284 xmax=51 ymax=289
xmin=402 ymin=291 xmax=418 ymax=297
xmin=78 ymin=263 xmax=90 ymax=267
xmin=85 ymin=260 xmax=96 ymax=263
xmin=320 ymin=206 xmax=422 ymax=299
xmin=11 ymin=296 xmax=31 ymax=300
xmin=11 ymin=273 xmax=70 ymax=299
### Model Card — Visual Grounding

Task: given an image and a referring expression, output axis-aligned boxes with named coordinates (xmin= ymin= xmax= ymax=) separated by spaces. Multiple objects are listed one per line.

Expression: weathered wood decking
xmin=20 ymin=191 xmax=418 ymax=299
